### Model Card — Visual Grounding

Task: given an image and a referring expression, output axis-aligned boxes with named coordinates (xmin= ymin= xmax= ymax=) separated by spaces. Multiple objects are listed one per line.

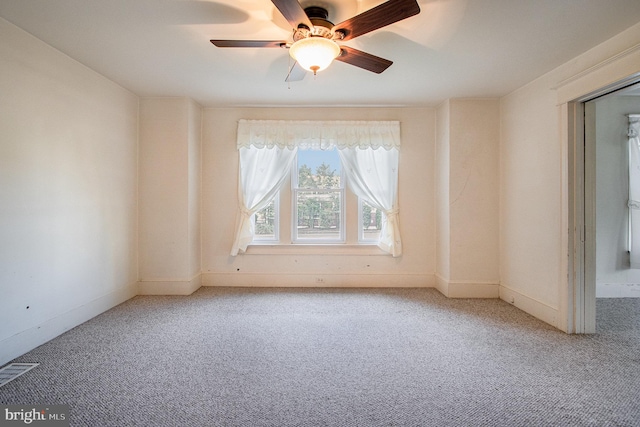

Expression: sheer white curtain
xmin=628 ymin=114 xmax=640 ymax=268
xmin=338 ymin=147 xmax=402 ymax=256
xmin=230 ymin=145 xmax=297 ymax=255
xmin=232 ymin=119 xmax=401 ymax=256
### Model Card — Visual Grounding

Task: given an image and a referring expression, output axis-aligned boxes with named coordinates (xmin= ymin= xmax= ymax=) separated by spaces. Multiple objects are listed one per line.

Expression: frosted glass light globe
xmin=289 ymin=37 xmax=341 ymax=75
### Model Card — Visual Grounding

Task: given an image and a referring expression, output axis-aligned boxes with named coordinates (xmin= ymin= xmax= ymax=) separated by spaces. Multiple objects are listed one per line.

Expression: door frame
xmin=566 ymin=74 xmax=640 ymax=333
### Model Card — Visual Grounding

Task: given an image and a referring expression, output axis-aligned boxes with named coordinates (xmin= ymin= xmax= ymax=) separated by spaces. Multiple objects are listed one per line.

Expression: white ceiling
xmin=2 ymin=0 xmax=640 ymax=107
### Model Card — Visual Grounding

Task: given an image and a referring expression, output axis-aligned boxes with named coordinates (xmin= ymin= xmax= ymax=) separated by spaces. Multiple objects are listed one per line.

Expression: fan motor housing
xmin=294 ymin=6 xmax=342 ymax=41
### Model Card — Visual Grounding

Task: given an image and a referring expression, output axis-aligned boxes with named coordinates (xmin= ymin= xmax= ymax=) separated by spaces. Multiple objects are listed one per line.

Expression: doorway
xmin=578 ymin=82 xmax=640 ymax=332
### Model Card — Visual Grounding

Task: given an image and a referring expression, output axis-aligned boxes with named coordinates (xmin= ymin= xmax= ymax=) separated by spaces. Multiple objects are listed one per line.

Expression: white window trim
xmin=243 ymin=243 xmax=386 ymax=255
xmin=292 ymin=189 xmax=346 ymax=244
xmin=251 ymin=185 xmax=382 ymax=248
xmin=291 ymin=149 xmax=346 ymax=244
xmin=358 ymin=199 xmax=381 ymax=244
xmin=251 ymin=196 xmax=279 ymax=244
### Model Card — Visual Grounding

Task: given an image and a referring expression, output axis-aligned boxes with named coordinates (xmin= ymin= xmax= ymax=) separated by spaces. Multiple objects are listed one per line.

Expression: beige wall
xmin=188 ymin=101 xmax=202 ymax=280
xmin=500 ymin=75 xmax=562 ymax=322
xmin=500 ymin=21 xmax=640 ymax=331
xmin=0 ymin=18 xmax=139 ymax=364
xmin=201 ymin=107 xmax=436 ymax=287
xmin=138 ymin=97 xmax=202 ymax=295
xmin=436 ymin=101 xmax=451 ymax=282
xmin=449 ymin=100 xmax=500 ymax=283
xmin=436 ymin=99 xmax=500 ymax=297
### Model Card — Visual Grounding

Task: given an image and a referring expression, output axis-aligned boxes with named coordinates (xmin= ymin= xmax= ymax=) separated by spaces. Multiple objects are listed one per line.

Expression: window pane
xmin=296 ymin=190 xmax=341 ymax=240
xmin=297 ymin=149 xmax=341 ymax=189
xmin=361 ymin=200 xmax=381 ymax=241
xmin=254 ymin=198 xmax=277 ymax=240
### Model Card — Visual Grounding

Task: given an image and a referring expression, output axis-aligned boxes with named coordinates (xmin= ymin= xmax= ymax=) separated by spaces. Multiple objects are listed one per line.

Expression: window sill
xmin=244 ymin=243 xmax=387 ymax=256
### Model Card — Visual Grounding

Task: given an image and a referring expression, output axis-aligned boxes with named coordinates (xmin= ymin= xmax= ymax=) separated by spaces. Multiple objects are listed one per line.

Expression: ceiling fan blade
xmin=334 ymin=46 xmax=393 ymax=74
xmin=271 ymin=0 xmax=313 ymax=29
xmin=332 ymin=0 xmax=420 ymax=41
xmin=285 ymin=61 xmax=306 ymax=82
xmin=210 ymin=40 xmax=287 ymax=48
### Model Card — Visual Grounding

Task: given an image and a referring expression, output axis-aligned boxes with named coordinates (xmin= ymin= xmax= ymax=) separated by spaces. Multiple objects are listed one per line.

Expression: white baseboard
xmin=596 ymin=283 xmax=640 ymax=298
xmin=0 ymin=282 xmax=137 ymax=366
xmin=435 ymin=275 xmax=500 ymax=298
xmin=138 ymin=274 xmax=202 ymax=295
xmin=499 ymin=285 xmax=559 ymax=328
xmin=202 ymin=273 xmax=434 ymax=288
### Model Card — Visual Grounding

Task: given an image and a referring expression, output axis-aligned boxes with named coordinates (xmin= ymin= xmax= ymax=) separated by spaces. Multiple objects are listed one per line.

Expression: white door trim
xmin=565 ymin=76 xmax=640 ymax=333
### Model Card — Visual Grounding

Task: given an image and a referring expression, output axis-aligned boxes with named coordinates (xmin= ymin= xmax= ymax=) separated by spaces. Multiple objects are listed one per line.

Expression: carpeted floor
xmin=1 ymin=287 xmax=639 ymax=426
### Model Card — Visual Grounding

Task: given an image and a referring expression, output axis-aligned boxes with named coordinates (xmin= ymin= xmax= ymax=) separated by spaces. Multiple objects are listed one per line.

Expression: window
xmin=360 ymin=199 xmax=382 ymax=242
xmin=293 ymin=148 xmax=344 ymax=243
xmin=231 ymin=120 xmax=402 ymax=257
xmin=253 ymin=149 xmax=383 ymax=245
xmin=253 ymin=198 xmax=278 ymax=242
xmin=628 ymin=114 xmax=640 ymax=268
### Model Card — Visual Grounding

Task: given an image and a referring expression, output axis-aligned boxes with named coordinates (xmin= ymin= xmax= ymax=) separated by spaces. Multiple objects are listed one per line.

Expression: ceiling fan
xmin=210 ymin=0 xmax=421 ymax=81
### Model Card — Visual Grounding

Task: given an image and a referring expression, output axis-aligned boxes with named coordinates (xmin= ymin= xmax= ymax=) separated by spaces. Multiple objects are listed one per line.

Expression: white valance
xmin=237 ymin=120 xmax=401 ymax=150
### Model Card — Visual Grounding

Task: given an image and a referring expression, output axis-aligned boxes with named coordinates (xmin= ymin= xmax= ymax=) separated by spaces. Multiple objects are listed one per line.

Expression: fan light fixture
xmin=289 ymin=37 xmax=341 ymax=75
xmin=210 ymin=0 xmax=422 ymax=80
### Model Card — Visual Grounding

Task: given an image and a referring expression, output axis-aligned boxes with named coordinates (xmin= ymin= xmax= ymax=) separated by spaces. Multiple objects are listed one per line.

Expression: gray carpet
xmin=1 ymin=287 xmax=639 ymax=426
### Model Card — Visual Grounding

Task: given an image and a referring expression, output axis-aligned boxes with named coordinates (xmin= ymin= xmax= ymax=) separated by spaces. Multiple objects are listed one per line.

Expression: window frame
xmin=251 ymin=197 xmax=279 ymax=243
xmin=249 ymin=149 xmax=384 ymax=249
xmin=358 ymin=198 xmax=382 ymax=244
xmin=291 ymin=148 xmax=346 ymax=244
